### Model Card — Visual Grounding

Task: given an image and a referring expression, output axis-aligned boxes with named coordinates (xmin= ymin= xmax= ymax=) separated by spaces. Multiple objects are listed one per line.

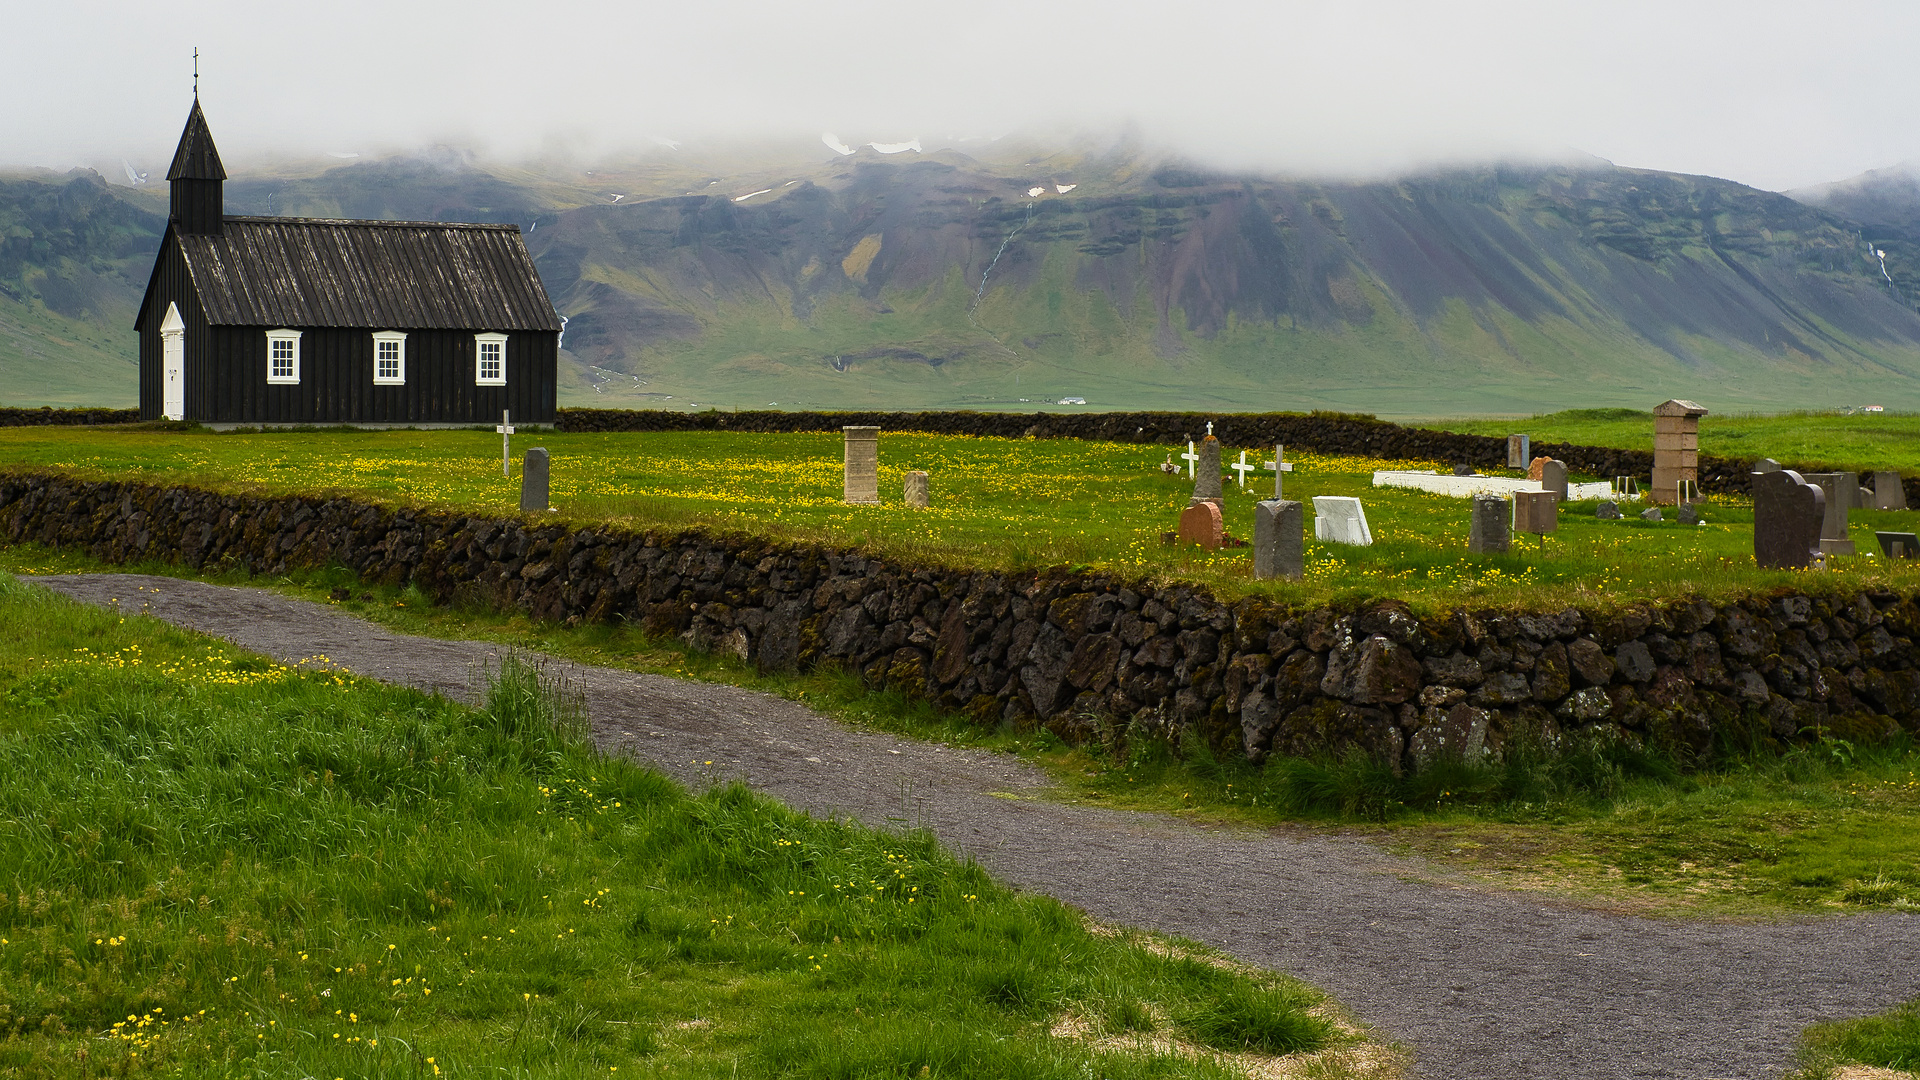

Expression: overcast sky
xmin=6 ymin=0 xmax=1916 ymax=192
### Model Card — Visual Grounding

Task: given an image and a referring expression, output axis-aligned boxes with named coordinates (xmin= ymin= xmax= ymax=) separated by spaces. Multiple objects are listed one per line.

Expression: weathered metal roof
xmin=167 ymin=101 xmax=226 ymax=181
xmin=176 ymin=217 xmax=561 ymax=331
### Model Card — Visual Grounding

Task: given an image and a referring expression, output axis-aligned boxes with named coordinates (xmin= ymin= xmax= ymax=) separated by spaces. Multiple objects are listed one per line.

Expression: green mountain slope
xmin=8 ymin=148 xmax=1920 ymax=416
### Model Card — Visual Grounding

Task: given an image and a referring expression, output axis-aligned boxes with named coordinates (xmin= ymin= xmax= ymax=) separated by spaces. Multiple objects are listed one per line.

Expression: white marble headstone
xmin=1312 ymin=496 xmax=1373 ymax=546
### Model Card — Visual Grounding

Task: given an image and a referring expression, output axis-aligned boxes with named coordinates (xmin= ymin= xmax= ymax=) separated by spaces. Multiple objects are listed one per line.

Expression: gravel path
xmin=35 ymin=573 xmax=1920 ymax=1080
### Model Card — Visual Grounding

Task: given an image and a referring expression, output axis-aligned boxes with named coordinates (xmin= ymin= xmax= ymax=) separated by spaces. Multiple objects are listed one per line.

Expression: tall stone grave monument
xmin=1469 ymin=494 xmax=1510 ymax=553
xmin=843 ymin=426 xmax=880 ymax=505
xmin=519 ymin=447 xmax=549 ymax=512
xmin=1513 ymin=490 xmax=1558 ymax=536
xmin=1875 ymin=471 xmax=1909 ymax=511
xmin=1191 ymin=429 xmax=1224 ymax=509
xmin=1540 ymin=459 xmax=1569 ymax=502
xmin=1753 ymin=469 xmax=1825 ymax=569
xmin=1507 ymin=434 xmax=1530 ymax=469
xmin=1802 ymin=472 xmax=1856 ymax=555
xmin=1253 ymin=500 xmax=1303 ymax=579
xmin=903 ymin=471 xmax=929 ymax=508
xmin=1652 ymin=399 xmax=1707 ymax=505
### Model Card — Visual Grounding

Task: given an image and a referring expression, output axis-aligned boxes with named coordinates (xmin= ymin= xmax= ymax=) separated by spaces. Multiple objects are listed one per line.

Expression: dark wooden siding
xmin=136 ymin=236 xmax=215 ymax=421
xmin=191 ymin=326 xmax=556 ymax=424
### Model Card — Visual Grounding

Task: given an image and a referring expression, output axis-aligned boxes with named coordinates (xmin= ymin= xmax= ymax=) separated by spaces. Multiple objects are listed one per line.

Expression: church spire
xmin=167 ymin=99 xmax=225 ymax=236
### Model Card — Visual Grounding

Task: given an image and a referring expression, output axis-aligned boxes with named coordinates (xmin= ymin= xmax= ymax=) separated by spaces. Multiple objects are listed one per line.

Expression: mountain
xmin=8 ymin=145 xmax=1920 ymax=416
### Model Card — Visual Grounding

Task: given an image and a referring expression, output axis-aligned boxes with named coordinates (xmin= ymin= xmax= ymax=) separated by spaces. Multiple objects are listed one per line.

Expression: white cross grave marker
xmin=1263 ymin=444 xmax=1294 ymax=498
xmin=1179 ymin=440 xmax=1200 ymax=478
xmin=496 ymin=409 xmax=515 ymax=478
xmin=1229 ymin=450 xmax=1256 ymax=489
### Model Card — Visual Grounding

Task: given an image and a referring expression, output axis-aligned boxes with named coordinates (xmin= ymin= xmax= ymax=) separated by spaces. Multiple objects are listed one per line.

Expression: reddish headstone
xmin=1177 ymin=502 xmax=1223 ymax=549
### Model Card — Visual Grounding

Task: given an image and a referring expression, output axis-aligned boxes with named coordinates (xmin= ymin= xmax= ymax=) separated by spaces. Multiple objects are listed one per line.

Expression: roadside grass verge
xmin=0 ymin=574 xmax=1394 ymax=1079
xmin=6 ymin=546 xmax=1920 ymax=919
xmin=9 ymin=423 xmax=1920 ymax=609
xmin=1793 ymin=998 xmax=1920 ymax=1078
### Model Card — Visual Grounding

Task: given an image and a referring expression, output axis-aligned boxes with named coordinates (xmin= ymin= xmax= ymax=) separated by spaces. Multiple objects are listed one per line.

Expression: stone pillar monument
xmin=1191 ymin=434 xmax=1223 ymax=509
xmin=843 ymin=426 xmax=879 ymax=504
xmin=903 ymin=470 xmax=929 ymax=508
xmin=1652 ymin=399 xmax=1707 ymax=505
xmin=520 ymin=447 xmax=549 ymax=512
xmin=1252 ymin=499 xmax=1303 ymax=579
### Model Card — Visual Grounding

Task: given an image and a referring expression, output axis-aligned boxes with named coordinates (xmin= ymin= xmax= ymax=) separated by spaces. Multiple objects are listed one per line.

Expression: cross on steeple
xmin=193 ymin=47 xmax=199 ymax=98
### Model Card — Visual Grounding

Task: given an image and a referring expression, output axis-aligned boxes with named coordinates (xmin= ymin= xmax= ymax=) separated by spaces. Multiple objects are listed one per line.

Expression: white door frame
xmin=160 ymin=302 xmax=185 ymax=421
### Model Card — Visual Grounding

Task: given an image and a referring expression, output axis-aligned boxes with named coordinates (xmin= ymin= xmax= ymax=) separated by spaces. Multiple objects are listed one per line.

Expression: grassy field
xmin=8 ymin=423 xmax=1920 ymax=611
xmin=0 ymin=574 xmax=1398 ymax=1079
xmin=1794 ymin=998 xmax=1920 ymax=1077
xmin=1432 ymin=407 xmax=1920 ymax=476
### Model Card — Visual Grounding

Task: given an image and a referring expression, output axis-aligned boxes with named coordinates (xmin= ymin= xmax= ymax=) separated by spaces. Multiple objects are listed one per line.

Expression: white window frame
xmin=475 ymin=332 xmax=508 ymax=386
xmin=373 ymin=331 xmax=408 ymax=385
xmin=266 ymin=329 xmax=302 ymax=384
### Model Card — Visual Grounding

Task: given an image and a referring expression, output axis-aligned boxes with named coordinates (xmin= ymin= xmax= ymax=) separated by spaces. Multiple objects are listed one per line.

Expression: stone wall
xmin=0 ymin=406 xmax=141 ymax=426
xmin=4 ymin=469 xmax=1916 ymax=768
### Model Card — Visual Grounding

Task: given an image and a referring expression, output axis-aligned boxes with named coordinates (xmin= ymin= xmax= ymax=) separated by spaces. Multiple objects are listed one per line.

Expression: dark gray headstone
xmin=1540 ymin=459 xmax=1569 ymax=502
xmin=1753 ymin=458 xmax=1782 ymax=474
xmin=1876 ymin=531 xmax=1919 ymax=558
xmin=1192 ymin=438 xmax=1223 ymax=506
xmin=1453 ymin=464 xmax=1477 ymax=476
xmin=1754 ymin=469 xmax=1825 ymax=569
xmin=1640 ymin=507 xmax=1662 ymax=522
xmin=1469 ymin=494 xmax=1510 ymax=553
xmin=1596 ymin=501 xmax=1622 ymax=520
xmin=1802 ymin=472 xmax=1856 ymax=555
xmin=519 ymin=447 xmax=549 ymax=512
xmin=1874 ymin=470 xmax=1908 ymax=511
xmin=1253 ymin=499 xmax=1304 ymax=580
xmin=1677 ymin=501 xmax=1699 ymax=525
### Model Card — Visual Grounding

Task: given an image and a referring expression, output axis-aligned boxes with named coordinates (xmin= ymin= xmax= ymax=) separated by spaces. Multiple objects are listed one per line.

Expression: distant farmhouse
xmin=137 ymin=99 xmax=561 ymax=425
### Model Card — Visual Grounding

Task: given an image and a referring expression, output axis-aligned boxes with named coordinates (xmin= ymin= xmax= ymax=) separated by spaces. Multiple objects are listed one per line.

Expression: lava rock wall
xmin=4 ymin=470 xmax=1916 ymax=768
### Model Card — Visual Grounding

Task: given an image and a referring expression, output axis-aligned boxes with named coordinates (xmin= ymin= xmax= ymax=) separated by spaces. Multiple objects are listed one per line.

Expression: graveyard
xmin=5 ymin=421 xmax=1920 ymax=610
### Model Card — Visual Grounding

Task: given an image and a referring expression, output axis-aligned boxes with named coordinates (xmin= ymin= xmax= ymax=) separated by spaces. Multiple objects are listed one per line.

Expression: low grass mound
xmin=1795 ymin=998 xmax=1920 ymax=1077
xmin=0 ymin=575 xmax=1386 ymax=1079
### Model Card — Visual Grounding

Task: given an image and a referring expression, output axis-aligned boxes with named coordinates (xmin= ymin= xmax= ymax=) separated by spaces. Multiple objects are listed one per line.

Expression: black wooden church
xmin=137 ymin=100 xmax=561 ymax=425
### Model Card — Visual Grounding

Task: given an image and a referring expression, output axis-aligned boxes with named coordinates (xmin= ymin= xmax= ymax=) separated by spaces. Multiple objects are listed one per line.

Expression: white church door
xmin=160 ymin=302 xmax=185 ymax=421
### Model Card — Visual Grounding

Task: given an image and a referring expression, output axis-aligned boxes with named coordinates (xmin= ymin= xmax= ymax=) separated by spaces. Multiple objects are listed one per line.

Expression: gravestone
xmin=1230 ymin=451 xmax=1256 ymax=489
xmin=1526 ymin=456 xmax=1550 ymax=481
xmin=1802 ymin=472 xmax=1856 ymax=555
xmin=1469 ymin=494 xmax=1510 ymax=553
xmin=1507 ymin=434 xmax=1530 ymax=469
xmin=1753 ymin=458 xmax=1782 ymax=474
xmin=1875 ymin=471 xmax=1909 ymax=511
xmin=495 ymin=409 xmax=515 ymax=479
xmin=1876 ymin=531 xmax=1919 ymax=558
xmin=1513 ymin=490 xmax=1558 ymax=535
xmin=1753 ymin=469 xmax=1825 ymax=569
xmin=1177 ymin=502 xmax=1224 ymax=549
xmin=1191 ymin=434 xmax=1224 ymax=508
xmin=1262 ymin=445 xmax=1294 ymax=498
xmin=1312 ymin=496 xmax=1373 ymax=546
xmin=1652 ymin=399 xmax=1708 ymax=505
xmin=1253 ymin=499 xmax=1303 ymax=579
xmin=843 ymin=426 xmax=880 ymax=504
xmin=903 ymin=471 xmax=929 ymax=508
xmin=1453 ymin=464 xmax=1477 ymax=476
xmin=1641 ymin=507 xmax=1662 ymax=521
xmin=1677 ymin=501 xmax=1699 ymax=525
xmin=519 ymin=447 xmax=549 ymax=512
xmin=1596 ymin=501 xmax=1622 ymax=520
xmin=1540 ymin=459 xmax=1569 ymax=502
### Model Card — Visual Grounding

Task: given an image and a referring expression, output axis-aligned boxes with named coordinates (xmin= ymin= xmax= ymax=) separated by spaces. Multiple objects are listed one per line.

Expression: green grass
xmin=7 ymin=541 xmax=1919 ymax=921
xmin=0 ymin=573 xmax=1396 ymax=1079
xmin=1794 ymin=998 xmax=1920 ymax=1078
xmin=1433 ymin=407 xmax=1920 ymax=476
xmin=10 ymin=423 xmax=1920 ymax=609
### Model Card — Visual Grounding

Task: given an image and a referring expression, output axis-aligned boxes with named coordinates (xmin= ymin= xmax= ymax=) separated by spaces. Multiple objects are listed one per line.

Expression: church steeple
xmin=167 ymin=99 xmax=226 ymax=236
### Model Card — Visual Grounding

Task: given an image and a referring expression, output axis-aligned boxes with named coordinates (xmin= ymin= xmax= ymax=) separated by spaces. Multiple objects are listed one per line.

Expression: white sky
xmin=5 ymin=0 xmax=1917 ymax=191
